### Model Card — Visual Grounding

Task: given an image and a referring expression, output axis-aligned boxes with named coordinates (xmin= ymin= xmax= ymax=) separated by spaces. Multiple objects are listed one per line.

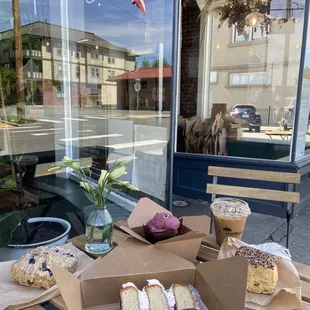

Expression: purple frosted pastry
xmin=144 ymin=213 xmax=181 ymax=243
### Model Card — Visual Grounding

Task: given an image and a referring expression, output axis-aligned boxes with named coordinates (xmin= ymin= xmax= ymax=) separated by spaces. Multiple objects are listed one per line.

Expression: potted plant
xmin=0 ymin=155 xmax=71 ymax=262
xmin=48 ymin=157 xmax=138 ymax=254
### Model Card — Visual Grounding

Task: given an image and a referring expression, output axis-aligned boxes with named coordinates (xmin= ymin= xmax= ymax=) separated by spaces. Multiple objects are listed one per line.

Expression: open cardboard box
xmin=119 ymin=198 xmax=210 ymax=262
xmin=52 ymin=238 xmax=248 ymax=310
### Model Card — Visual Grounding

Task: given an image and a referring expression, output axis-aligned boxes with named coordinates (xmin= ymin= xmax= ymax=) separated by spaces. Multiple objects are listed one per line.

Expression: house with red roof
xmin=109 ymin=66 xmax=172 ymax=110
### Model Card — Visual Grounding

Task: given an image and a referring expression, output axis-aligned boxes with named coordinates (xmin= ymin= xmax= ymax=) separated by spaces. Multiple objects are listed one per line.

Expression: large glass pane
xmin=0 ymin=0 xmax=173 ymax=246
xmin=294 ymin=3 xmax=310 ymax=160
xmin=178 ymin=0 xmax=306 ymax=161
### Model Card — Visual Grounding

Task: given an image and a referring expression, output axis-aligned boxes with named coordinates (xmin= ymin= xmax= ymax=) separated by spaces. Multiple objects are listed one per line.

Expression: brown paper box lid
xmin=156 ymin=230 xmax=205 ymax=245
xmin=82 ymin=238 xmax=195 ymax=280
xmin=155 ymin=234 xmax=204 ymax=262
xmin=119 ymin=225 xmax=151 ymax=245
xmin=127 ymin=197 xmax=172 ymax=228
xmin=119 ymin=226 xmax=205 ymax=261
xmin=181 ymin=215 xmax=210 ymax=235
xmin=51 ymin=264 xmax=83 ymax=310
xmin=196 ymin=256 xmax=248 ymax=310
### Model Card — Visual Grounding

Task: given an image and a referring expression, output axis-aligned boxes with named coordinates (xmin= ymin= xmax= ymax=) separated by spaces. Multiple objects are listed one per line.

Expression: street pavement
xmin=0 ymin=106 xmax=171 ymax=163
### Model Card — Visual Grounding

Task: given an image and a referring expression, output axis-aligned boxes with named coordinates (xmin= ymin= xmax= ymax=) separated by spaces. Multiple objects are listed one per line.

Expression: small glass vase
xmin=84 ymin=205 xmax=113 ymax=255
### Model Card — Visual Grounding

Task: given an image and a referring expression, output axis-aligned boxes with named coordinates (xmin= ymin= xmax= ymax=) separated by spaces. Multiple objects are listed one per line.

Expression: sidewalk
xmin=172 ymin=195 xmax=310 ymax=265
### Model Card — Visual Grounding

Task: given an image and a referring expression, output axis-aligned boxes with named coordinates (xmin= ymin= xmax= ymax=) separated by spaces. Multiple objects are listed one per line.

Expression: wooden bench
xmin=206 ymin=166 xmax=301 ymax=248
xmin=27 ymin=224 xmax=310 ymax=310
xmin=265 ymin=130 xmax=292 ymax=140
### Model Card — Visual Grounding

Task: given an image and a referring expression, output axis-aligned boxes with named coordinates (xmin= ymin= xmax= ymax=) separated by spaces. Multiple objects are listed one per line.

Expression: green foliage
xmin=0 ymin=67 xmax=16 ymax=86
xmin=151 ymin=57 xmax=170 ymax=68
xmin=140 ymin=58 xmax=151 ymax=69
xmin=304 ymin=67 xmax=310 ymax=80
xmin=278 ymin=117 xmax=286 ymax=128
xmin=139 ymin=57 xmax=171 ymax=69
xmin=199 ymin=0 xmax=292 ymax=34
xmin=49 ymin=157 xmax=138 ymax=208
xmin=0 ymin=175 xmax=16 ymax=190
xmin=0 ymin=157 xmax=16 ymax=191
xmin=0 ymin=211 xmax=24 ymax=247
xmin=0 ymin=67 xmax=17 ymax=106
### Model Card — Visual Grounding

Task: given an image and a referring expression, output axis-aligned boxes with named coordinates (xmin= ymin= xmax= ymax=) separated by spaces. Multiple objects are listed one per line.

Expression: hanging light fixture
xmin=244 ymin=0 xmax=269 ymax=28
xmin=246 ymin=9 xmax=264 ymax=27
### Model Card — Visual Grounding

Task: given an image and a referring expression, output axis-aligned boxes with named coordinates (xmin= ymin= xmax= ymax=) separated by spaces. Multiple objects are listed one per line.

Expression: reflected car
xmin=229 ymin=104 xmax=261 ymax=132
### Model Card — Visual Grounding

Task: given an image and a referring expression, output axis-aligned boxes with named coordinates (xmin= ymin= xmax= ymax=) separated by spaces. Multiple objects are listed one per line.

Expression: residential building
xmin=0 ymin=21 xmax=136 ymax=107
xmin=208 ymin=19 xmax=303 ymax=122
xmin=180 ymin=1 xmax=304 ymax=126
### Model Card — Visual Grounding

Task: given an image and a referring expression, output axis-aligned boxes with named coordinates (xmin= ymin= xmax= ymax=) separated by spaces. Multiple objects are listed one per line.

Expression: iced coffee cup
xmin=210 ymin=198 xmax=251 ymax=246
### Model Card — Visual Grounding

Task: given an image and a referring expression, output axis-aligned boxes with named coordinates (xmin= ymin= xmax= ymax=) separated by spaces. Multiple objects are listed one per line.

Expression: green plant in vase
xmin=49 ymin=157 xmax=138 ymax=254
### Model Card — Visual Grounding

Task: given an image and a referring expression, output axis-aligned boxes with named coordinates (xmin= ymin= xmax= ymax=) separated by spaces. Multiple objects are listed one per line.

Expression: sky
xmin=0 ymin=0 xmax=309 ymax=67
xmin=0 ymin=0 xmax=173 ymax=65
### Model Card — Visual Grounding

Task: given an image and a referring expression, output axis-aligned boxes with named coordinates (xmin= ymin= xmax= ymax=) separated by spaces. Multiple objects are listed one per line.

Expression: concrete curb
xmin=0 ymin=119 xmax=42 ymax=127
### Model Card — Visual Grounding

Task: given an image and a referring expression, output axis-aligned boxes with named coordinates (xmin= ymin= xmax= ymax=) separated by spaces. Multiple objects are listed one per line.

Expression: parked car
xmin=229 ymin=104 xmax=261 ymax=132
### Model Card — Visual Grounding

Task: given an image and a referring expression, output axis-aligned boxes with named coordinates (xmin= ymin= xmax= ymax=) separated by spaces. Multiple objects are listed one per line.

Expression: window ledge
xmin=228 ymin=39 xmax=268 ymax=48
xmin=226 ymin=84 xmax=270 ymax=88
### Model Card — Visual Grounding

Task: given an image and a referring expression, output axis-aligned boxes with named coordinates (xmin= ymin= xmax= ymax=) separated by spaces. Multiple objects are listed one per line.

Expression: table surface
xmin=27 ymin=220 xmax=310 ymax=310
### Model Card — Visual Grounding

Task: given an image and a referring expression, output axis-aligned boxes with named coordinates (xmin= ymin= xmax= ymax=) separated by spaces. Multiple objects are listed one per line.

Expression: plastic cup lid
xmin=210 ymin=197 xmax=251 ymax=218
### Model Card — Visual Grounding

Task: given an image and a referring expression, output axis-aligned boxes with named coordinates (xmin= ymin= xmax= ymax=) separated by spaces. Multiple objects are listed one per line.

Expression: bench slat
xmin=208 ymin=166 xmax=301 ymax=184
xmin=207 ymin=184 xmax=300 ymax=204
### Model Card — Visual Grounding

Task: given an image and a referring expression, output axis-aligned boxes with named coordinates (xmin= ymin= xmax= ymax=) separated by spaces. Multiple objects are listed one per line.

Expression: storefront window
xmin=292 ymin=3 xmax=310 ymax=160
xmin=0 ymin=0 xmax=172 ymax=227
xmin=178 ymin=0 xmax=307 ymax=161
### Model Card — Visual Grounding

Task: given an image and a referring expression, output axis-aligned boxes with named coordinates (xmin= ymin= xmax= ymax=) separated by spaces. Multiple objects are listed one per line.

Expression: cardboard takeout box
xmin=52 ymin=238 xmax=248 ymax=310
xmin=119 ymin=198 xmax=210 ymax=261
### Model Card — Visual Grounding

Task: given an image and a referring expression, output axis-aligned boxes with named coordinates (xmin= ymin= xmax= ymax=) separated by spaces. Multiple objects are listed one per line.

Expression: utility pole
xmin=12 ymin=0 xmax=25 ymax=119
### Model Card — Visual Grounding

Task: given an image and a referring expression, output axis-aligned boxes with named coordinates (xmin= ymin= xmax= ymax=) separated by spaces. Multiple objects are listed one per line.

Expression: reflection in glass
xmin=178 ymin=0 xmax=306 ymax=161
xmin=0 ymin=0 xmax=173 ymax=248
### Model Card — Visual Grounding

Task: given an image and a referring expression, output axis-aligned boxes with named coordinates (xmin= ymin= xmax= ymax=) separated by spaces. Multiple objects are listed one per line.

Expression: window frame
xmin=57 ymin=63 xmax=68 ymax=77
xmin=229 ymin=71 xmax=269 ymax=86
xmin=75 ymin=65 xmax=80 ymax=79
xmin=210 ymin=71 xmax=218 ymax=84
xmin=232 ymin=25 xmax=267 ymax=44
xmin=57 ymin=83 xmax=65 ymax=99
xmin=107 ymin=69 xmax=115 ymax=77
xmin=108 ymin=56 xmax=115 ymax=64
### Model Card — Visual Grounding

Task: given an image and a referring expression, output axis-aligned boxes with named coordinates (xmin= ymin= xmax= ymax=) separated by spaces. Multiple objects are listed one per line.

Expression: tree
xmin=140 ymin=58 xmax=151 ymax=69
xmin=12 ymin=0 xmax=25 ymax=119
xmin=151 ymin=57 xmax=170 ymax=68
xmin=0 ymin=67 xmax=17 ymax=107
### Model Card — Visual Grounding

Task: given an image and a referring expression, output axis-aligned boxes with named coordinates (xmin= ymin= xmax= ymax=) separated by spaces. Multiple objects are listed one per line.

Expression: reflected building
xmin=110 ymin=67 xmax=172 ymax=111
xmin=180 ymin=1 xmax=304 ymax=126
xmin=0 ymin=21 xmax=136 ymax=107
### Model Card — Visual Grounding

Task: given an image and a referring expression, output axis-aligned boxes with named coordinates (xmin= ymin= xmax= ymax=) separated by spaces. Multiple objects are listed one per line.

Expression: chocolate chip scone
xmin=11 ymin=246 xmax=78 ymax=289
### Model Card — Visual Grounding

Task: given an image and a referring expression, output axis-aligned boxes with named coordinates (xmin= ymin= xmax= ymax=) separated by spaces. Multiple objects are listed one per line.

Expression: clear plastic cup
xmin=210 ymin=197 xmax=251 ymax=246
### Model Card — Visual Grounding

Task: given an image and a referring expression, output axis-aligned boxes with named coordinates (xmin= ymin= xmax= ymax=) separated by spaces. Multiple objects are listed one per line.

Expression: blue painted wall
xmin=173 ymin=153 xmax=310 ymax=218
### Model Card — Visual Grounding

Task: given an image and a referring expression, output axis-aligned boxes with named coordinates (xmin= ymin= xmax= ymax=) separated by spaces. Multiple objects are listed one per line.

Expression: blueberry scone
xmin=11 ymin=246 xmax=78 ymax=289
